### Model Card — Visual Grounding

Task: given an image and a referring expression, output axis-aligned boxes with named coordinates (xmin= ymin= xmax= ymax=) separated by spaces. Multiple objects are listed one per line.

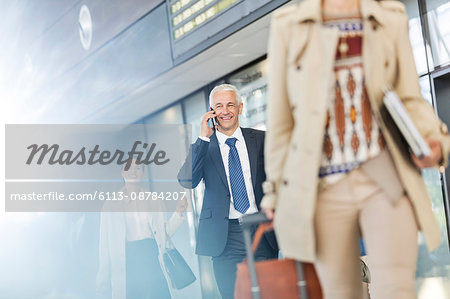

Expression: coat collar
xmin=292 ymin=0 xmax=385 ymax=27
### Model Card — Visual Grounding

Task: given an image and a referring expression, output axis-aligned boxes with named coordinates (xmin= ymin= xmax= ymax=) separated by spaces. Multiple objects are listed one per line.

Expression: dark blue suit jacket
xmin=178 ymin=128 xmax=277 ymax=256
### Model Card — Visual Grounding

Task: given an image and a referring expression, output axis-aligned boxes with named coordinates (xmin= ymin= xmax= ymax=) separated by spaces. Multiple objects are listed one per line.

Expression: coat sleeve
xmin=393 ymin=9 xmax=450 ymax=167
xmin=177 ymin=138 xmax=209 ymax=189
xmin=261 ymin=14 xmax=295 ymax=210
xmin=166 ymin=212 xmax=186 ymax=237
xmin=96 ymin=213 xmax=111 ymax=298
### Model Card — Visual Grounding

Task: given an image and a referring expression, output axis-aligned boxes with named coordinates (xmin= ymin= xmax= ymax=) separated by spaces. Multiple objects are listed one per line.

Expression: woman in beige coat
xmin=261 ymin=0 xmax=450 ymax=298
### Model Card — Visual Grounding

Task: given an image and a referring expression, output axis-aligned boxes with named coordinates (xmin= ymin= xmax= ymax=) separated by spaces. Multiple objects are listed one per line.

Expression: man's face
xmin=212 ymin=90 xmax=243 ymax=134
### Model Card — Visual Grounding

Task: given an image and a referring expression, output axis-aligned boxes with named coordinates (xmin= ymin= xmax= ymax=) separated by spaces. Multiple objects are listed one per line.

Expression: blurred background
xmin=1 ymin=0 xmax=450 ymax=298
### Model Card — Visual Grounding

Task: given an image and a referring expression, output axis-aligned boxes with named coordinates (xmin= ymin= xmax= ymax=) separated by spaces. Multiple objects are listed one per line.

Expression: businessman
xmin=178 ymin=84 xmax=278 ymax=298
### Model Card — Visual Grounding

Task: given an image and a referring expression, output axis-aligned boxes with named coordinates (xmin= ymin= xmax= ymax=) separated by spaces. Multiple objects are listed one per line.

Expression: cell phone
xmin=209 ymin=107 xmax=217 ymax=128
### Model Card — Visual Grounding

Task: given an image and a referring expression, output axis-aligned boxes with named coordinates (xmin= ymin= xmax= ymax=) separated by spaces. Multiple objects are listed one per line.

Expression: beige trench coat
xmin=261 ymin=0 xmax=450 ymax=262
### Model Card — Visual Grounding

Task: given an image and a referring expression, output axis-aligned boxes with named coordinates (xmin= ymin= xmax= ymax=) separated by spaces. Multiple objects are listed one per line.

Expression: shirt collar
xmin=216 ymin=127 xmax=244 ymax=146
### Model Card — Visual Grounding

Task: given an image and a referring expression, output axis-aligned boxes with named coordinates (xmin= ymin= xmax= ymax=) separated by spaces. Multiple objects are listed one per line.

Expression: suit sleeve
xmin=261 ymin=15 xmax=295 ymax=210
xmin=394 ymin=10 xmax=450 ymax=167
xmin=177 ymin=138 xmax=210 ymax=189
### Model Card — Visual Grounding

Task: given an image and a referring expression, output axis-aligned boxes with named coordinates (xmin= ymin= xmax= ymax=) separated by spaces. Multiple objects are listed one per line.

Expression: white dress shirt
xmin=202 ymin=127 xmax=258 ymax=219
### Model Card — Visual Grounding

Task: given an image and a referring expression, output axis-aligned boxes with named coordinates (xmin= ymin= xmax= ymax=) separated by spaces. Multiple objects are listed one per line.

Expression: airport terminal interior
xmin=1 ymin=0 xmax=450 ymax=298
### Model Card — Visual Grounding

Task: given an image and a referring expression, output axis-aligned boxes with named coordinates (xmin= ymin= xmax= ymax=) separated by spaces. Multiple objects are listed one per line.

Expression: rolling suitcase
xmin=235 ymin=213 xmax=323 ymax=299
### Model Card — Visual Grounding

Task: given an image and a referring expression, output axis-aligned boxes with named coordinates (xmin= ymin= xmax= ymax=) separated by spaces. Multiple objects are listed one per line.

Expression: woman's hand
xmin=263 ymin=208 xmax=275 ymax=221
xmin=411 ymin=139 xmax=443 ymax=168
xmin=176 ymin=199 xmax=189 ymax=215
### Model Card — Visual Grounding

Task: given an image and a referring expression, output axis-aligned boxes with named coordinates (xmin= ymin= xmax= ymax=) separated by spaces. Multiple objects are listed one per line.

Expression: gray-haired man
xmin=178 ymin=84 xmax=278 ymax=298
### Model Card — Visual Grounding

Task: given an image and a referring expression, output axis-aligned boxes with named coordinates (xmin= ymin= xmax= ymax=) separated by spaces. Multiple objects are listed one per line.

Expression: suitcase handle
xmin=238 ymin=213 xmax=273 ymax=299
xmin=239 ymin=213 xmax=311 ymax=299
xmin=239 ymin=212 xmax=274 ymax=254
xmin=238 ymin=212 xmax=271 ymax=228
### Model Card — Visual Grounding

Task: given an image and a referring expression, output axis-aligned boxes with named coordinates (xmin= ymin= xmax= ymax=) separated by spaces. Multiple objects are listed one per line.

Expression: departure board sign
xmin=168 ymin=0 xmax=241 ymax=40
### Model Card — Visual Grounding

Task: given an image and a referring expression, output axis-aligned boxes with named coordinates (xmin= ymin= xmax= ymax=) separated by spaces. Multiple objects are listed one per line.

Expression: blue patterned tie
xmin=225 ymin=137 xmax=250 ymax=214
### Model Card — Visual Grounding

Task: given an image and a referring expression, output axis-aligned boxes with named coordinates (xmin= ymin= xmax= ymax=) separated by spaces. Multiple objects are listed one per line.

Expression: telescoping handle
xmin=239 ymin=212 xmax=271 ymax=228
xmin=296 ymin=261 xmax=309 ymax=299
xmin=239 ymin=212 xmax=310 ymax=299
xmin=239 ymin=213 xmax=272 ymax=299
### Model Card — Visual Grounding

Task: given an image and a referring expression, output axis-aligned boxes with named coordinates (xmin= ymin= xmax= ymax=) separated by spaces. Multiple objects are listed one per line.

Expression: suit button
xmin=283 ymin=180 xmax=288 ymax=186
xmin=296 ymin=64 xmax=302 ymax=71
xmin=385 ymin=61 xmax=389 ymax=67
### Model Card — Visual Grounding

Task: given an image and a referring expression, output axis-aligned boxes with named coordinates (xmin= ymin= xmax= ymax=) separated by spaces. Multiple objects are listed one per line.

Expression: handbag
xmin=235 ymin=221 xmax=323 ymax=299
xmin=162 ymin=234 xmax=196 ymax=290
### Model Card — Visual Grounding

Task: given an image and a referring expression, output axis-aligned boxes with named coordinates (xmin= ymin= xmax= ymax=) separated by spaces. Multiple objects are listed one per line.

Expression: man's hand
xmin=411 ymin=139 xmax=443 ymax=168
xmin=200 ymin=110 xmax=218 ymax=138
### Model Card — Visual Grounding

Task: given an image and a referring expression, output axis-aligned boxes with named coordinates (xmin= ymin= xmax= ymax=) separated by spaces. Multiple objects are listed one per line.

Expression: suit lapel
xmin=209 ymin=132 xmax=229 ymax=189
xmin=242 ymin=128 xmax=257 ymax=190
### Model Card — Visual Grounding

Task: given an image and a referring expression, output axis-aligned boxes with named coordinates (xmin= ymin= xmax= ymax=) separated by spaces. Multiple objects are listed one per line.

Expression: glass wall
xmin=422 ymin=0 xmax=450 ymax=69
xmin=416 ymin=75 xmax=450 ymax=299
xmin=404 ymin=0 xmax=430 ymax=74
xmin=408 ymin=0 xmax=450 ymax=296
xmin=228 ymin=60 xmax=268 ymax=130
xmin=183 ymin=90 xmax=208 ymax=143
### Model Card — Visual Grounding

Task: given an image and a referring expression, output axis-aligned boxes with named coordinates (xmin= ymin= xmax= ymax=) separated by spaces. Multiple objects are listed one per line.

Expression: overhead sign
xmin=168 ymin=0 xmax=240 ymax=40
